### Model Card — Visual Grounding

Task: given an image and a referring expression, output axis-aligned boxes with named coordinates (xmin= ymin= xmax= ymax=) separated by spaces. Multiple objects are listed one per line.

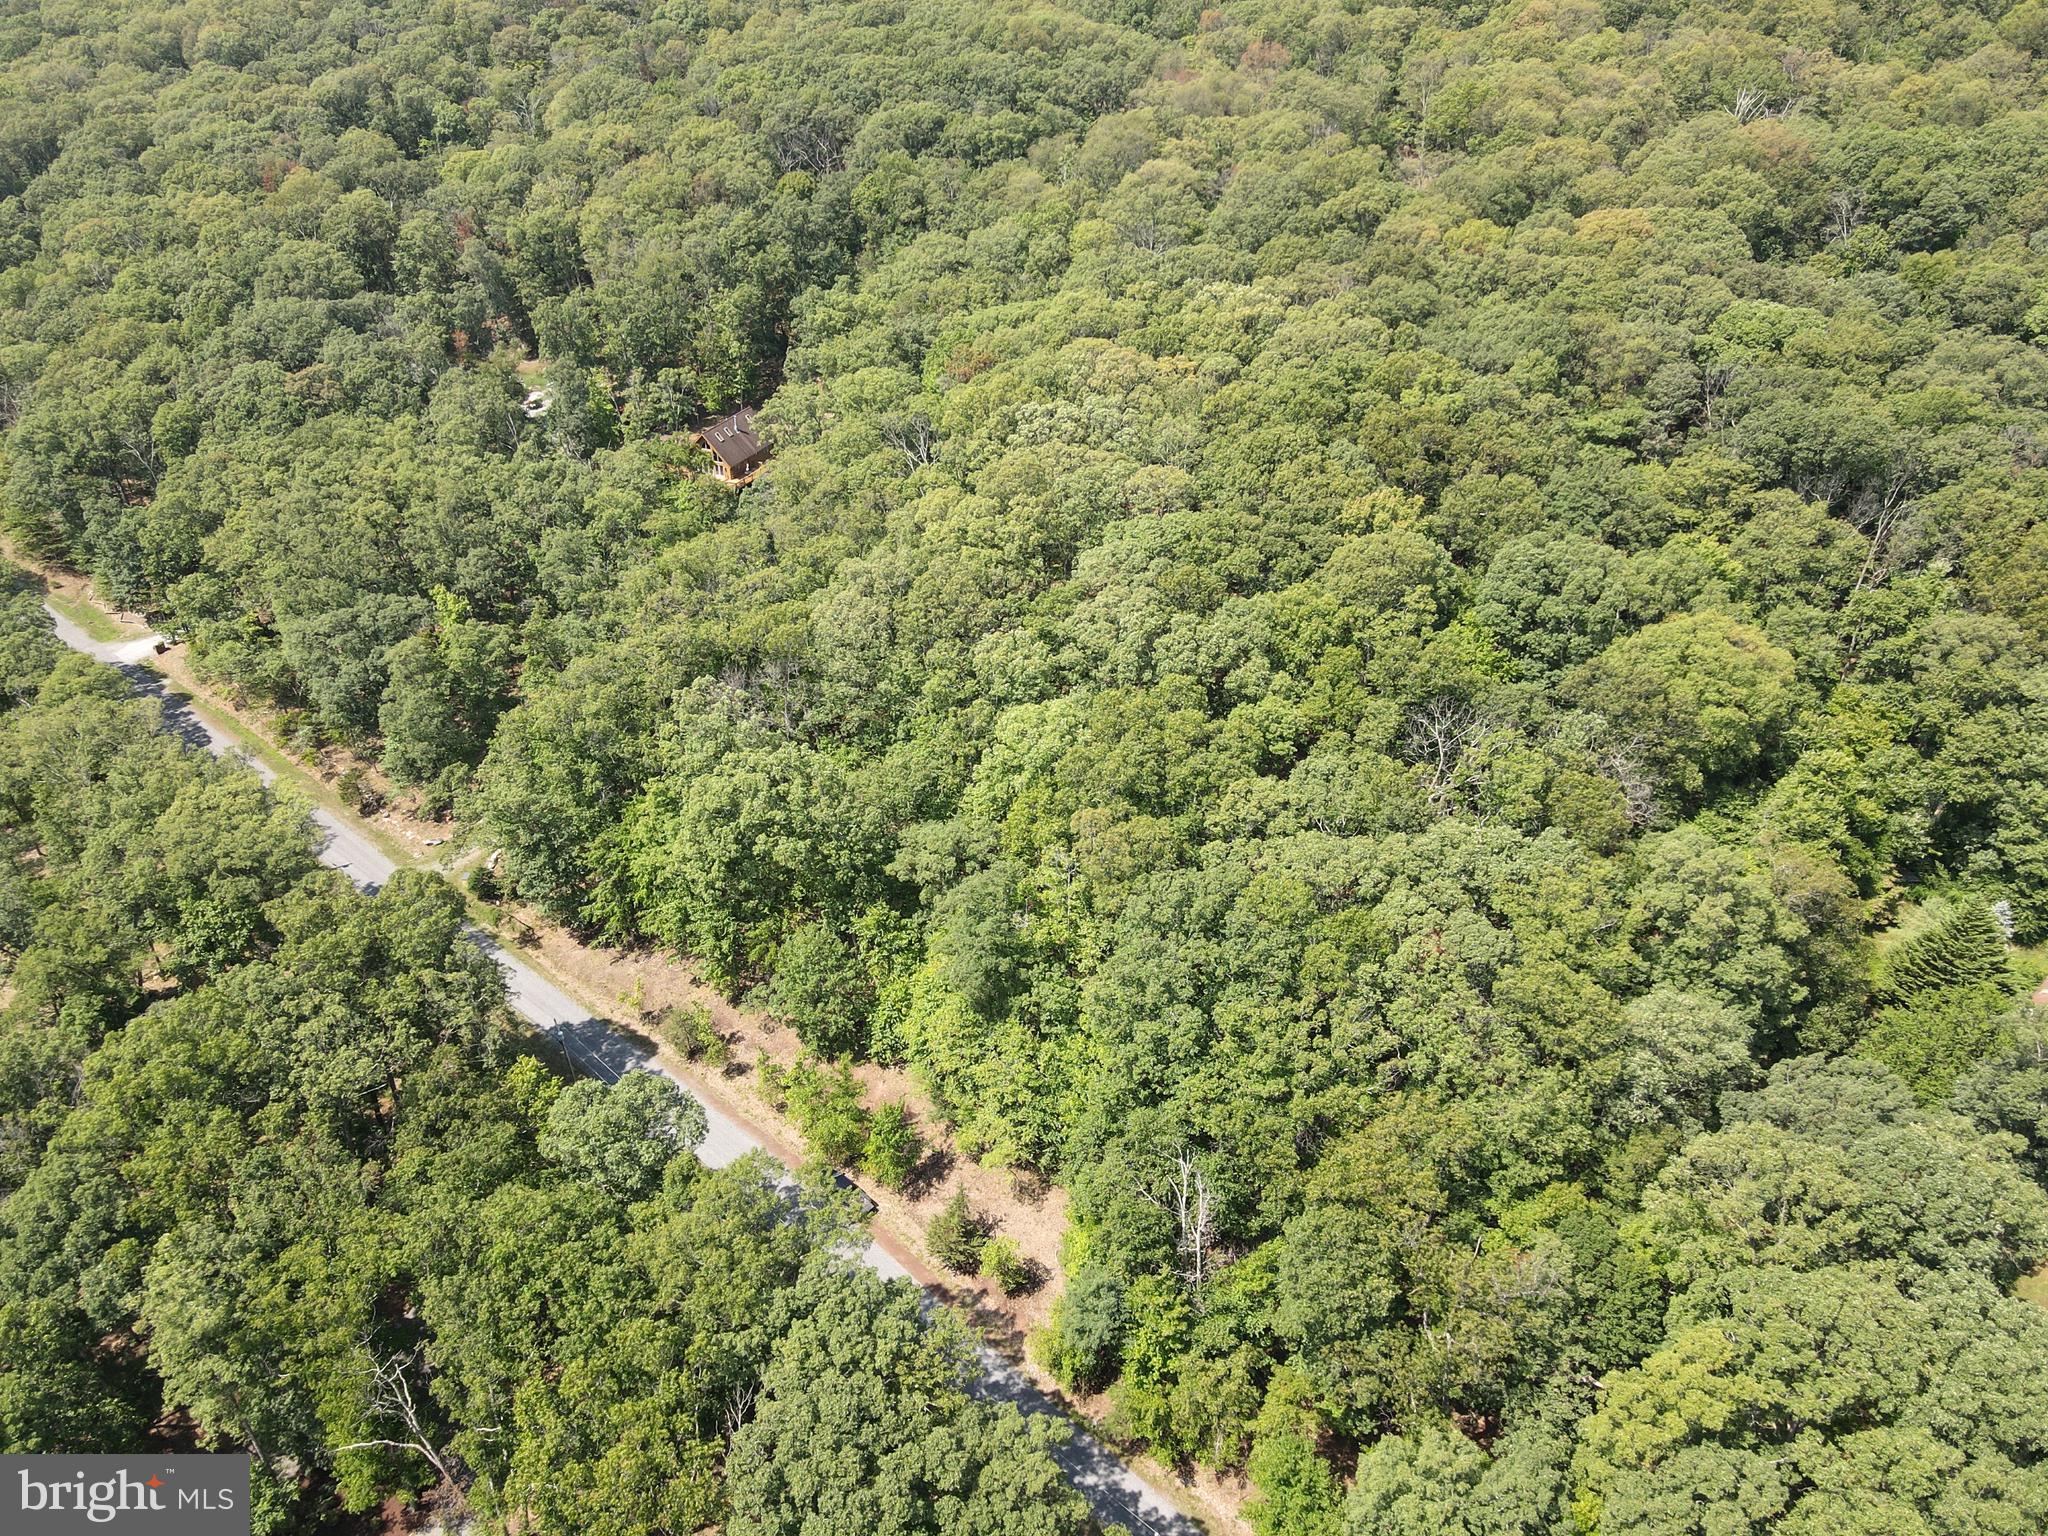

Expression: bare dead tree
xmin=338 ymin=1344 xmax=478 ymax=1491
xmin=721 ymin=1377 xmax=761 ymax=1442
xmin=1846 ymin=460 xmax=1918 ymax=599
xmin=1117 ymin=214 xmax=1174 ymax=254
xmin=880 ymin=412 xmax=937 ymax=471
xmin=1597 ymin=733 xmax=1660 ymax=829
xmin=759 ymin=656 xmax=804 ymax=736
xmin=1402 ymin=55 xmax=1449 ymax=156
xmin=713 ymin=658 xmax=809 ymax=737
xmin=1726 ymin=87 xmax=1804 ymax=122
xmin=1697 ymin=360 xmax=1734 ymax=431
xmin=1401 ymin=697 xmax=1511 ymax=816
xmin=1827 ymin=186 xmax=1866 ymax=245
xmin=1727 ymin=87 xmax=1771 ymax=123
xmin=1142 ymin=1147 xmax=1216 ymax=1297
xmin=116 ymin=414 xmax=161 ymax=483
xmin=772 ymin=112 xmax=846 ymax=175
xmin=513 ymin=89 xmax=543 ymax=135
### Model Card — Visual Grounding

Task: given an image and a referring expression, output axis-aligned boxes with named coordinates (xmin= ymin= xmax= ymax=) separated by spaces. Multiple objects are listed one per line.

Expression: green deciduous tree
xmin=1570 ymin=1264 xmax=2048 ymax=1536
xmin=727 ymin=1267 xmax=1088 ymax=1536
xmin=1570 ymin=614 xmax=1796 ymax=801
xmin=538 ymin=1072 xmax=708 ymax=1202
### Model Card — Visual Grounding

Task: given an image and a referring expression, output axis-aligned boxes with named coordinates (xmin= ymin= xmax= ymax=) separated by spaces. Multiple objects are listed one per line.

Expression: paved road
xmin=46 ymin=610 xmax=402 ymax=891
xmin=44 ymin=602 xmax=1203 ymax=1536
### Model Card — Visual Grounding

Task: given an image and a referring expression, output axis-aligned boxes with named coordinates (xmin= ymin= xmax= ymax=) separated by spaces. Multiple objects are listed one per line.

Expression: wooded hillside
xmin=5 ymin=0 xmax=2048 ymax=1531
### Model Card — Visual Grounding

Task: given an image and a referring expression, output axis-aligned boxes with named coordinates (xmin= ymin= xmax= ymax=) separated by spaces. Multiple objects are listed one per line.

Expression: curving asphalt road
xmin=44 ymin=601 xmax=1203 ymax=1536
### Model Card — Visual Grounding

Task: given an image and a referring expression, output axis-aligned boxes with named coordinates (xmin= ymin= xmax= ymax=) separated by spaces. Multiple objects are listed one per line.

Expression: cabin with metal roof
xmin=691 ymin=407 xmax=768 ymax=483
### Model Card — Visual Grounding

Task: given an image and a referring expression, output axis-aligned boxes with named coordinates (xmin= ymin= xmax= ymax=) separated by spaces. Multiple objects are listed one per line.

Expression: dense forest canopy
xmin=5 ymin=0 xmax=2048 ymax=1531
xmin=0 ymin=585 xmax=1087 ymax=1534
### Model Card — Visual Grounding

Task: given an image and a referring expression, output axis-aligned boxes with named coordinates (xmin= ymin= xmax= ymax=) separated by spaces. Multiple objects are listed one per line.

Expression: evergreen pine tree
xmin=1879 ymin=897 xmax=2007 ymax=1001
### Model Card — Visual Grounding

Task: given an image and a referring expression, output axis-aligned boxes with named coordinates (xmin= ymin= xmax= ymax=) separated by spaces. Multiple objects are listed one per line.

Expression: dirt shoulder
xmin=479 ymin=917 xmax=1258 ymax=1533
xmin=502 ymin=910 xmax=1070 ymax=1321
xmin=13 ymin=551 xmax=1253 ymax=1535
